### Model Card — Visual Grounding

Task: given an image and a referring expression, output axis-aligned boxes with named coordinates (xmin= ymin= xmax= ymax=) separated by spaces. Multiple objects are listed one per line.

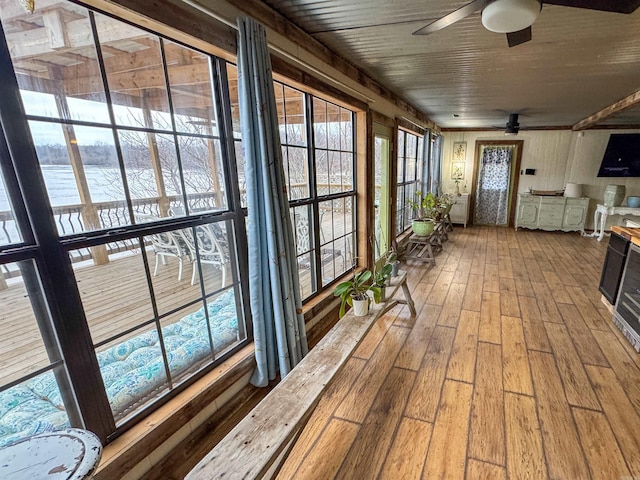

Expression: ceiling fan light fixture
xmin=481 ymin=0 xmax=541 ymax=33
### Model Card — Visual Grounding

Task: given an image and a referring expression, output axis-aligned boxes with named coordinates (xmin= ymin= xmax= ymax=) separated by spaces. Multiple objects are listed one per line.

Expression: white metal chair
xmin=134 ymin=213 xmax=190 ymax=281
xmin=178 ymin=224 xmax=229 ymax=286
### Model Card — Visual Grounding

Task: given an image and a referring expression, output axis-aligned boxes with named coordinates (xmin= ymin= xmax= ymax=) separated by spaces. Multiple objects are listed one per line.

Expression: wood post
xmin=54 ymin=90 xmax=109 ymax=265
xmin=143 ymin=92 xmax=170 ymax=216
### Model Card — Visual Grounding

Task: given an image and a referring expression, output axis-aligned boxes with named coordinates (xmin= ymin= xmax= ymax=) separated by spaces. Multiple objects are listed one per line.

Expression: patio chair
xmin=134 ymin=213 xmax=190 ymax=282
xmin=178 ymin=224 xmax=229 ymax=287
xmin=291 ymin=210 xmax=343 ymax=273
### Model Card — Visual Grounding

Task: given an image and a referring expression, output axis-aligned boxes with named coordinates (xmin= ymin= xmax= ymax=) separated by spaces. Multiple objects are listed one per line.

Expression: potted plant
xmin=438 ymin=193 xmax=454 ymax=215
xmin=334 ymin=269 xmax=374 ymax=317
xmin=371 ymin=262 xmax=392 ymax=303
xmin=407 ymin=191 xmax=437 ymax=236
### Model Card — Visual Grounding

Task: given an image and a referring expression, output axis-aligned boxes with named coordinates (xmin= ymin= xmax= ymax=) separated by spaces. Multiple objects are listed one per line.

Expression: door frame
xmin=470 ymin=140 xmax=523 ymax=228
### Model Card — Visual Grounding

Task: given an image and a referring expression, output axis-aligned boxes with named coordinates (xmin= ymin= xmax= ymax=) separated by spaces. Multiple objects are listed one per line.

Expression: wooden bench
xmin=186 ymin=271 xmax=415 ymax=480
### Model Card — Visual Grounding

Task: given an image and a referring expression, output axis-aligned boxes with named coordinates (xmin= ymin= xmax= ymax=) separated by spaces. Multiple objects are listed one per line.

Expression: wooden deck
xmin=266 ymin=226 xmax=640 ymax=480
xmin=0 ymin=210 xmax=350 ymax=389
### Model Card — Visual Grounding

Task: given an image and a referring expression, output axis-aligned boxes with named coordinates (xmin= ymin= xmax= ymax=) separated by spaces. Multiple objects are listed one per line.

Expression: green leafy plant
xmin=334 ymin=269 xmax=376 ymax=317
xmin=407 ymin=191 xmax=438 ymax=221
xmin=371 ymin=263 xmax=392 ymax=303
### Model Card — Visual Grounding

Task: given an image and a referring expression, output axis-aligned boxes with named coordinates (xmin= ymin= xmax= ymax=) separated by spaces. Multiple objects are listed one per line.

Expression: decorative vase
xmin=627 ymin=196 xmax=640 ymax=208
xmin=603 ymin=185 xmax=626 ymax=207
xmin=454 ymin=183 xmax=460 ymax=196
xmin=412 ymin=219 xmax=434 ymax=237
xmin=352 ymin=298 xmax=369 ymax=316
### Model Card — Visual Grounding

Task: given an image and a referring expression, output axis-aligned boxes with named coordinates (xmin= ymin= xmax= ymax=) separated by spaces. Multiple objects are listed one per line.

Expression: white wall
xmin=442 ymin=129 xmax=640 ymax=229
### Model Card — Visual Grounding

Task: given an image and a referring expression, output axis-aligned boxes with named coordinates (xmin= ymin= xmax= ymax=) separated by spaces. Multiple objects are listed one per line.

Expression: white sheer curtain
xmin=474 ymin=146 xmax=513 ymax=225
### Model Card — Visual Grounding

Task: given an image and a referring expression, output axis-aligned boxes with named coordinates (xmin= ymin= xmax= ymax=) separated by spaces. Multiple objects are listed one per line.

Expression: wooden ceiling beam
xmin=573 ymin=88 xmax=640 ymax=130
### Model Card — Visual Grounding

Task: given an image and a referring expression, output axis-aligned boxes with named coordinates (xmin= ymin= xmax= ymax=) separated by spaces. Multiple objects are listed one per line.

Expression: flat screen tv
xmin=597 ymin=133 xmax=640 ymax=177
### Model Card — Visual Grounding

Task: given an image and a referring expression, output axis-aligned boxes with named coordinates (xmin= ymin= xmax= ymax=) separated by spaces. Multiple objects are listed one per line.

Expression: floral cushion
xmin=0 ymin=289 xmax=239 ymax=447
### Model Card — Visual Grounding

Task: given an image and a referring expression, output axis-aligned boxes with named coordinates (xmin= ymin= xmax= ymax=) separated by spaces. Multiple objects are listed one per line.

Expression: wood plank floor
xmin=277 ymin=226 xmax=640 ymax=480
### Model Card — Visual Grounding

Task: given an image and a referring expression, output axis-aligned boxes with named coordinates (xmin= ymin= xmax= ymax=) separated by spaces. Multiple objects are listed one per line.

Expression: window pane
xmin=339 ymin=108 xmax=353 ymax=151
xmin=313 ymin=98 xmax=327 ymax=149
xmin=72 ymin=243 xmax=154 ymax=345
xmin=0 ymin=166 xmax=21 ymax=246
xmin=0 ymin=372 xmax=70 ymax=448
xmin=280 ymin=85 xmax=306 ymax=147
xmin=29 ymin=121 xmax=127 ymax=235
xmin=0 ymin=260 xmax=70 ymax=447
xmin=96 ymin=14 xmax=171 ymax=130
xmin=165 ymin=41 xmax=219 ymax=136
xmin=178 ymin=136 xmax=227 ymax=212
xmin=2 ymin=2 xmax=110 ymax=124
xmin=96 ymin=323 xmax=167 ymax=423
xmin=234 ymin=141 xmax=247 ymax=208
xmin=319 ymin=198 xmax=353 ymax=287
xmin=203 ymin=287 xmax=244 ymax=355
xmin=117 ymin=130 xmax=183 ymax=221
xmin=186 ymin=220 xmax=232 ymax=293
xmin=226 ymin=64 xmax=241 ymax=139
xmin=284 ymin=146 xmax=309 ymax=200
xmin=326 ymin=103 xmax=340 ymax=151
xmin=315 ymin=150 xmax=329 ymax=196
xmin=397 ymin=131 xmax=405 ymax=183
xmin=290 ymin=205 xmax=317 ymax=298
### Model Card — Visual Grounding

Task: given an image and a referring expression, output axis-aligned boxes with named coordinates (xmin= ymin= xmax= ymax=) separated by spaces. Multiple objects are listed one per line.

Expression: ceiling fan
xmin=413 ymin=0 xmax=640 ymax=47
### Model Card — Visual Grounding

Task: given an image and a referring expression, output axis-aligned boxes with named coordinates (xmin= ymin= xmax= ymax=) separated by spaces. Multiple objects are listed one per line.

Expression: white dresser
xmin=515 ymin=194 xmax=589 ymax=233
xmin=449 ymin=193 xmax=470 ymax=227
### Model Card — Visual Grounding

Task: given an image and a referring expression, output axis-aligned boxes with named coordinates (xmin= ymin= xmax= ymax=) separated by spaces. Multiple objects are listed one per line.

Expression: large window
xmin=0 ymin=0 xmax=359 ymax=447
xmin=396 ymin=129 xmax=424 ymax=236
xmin=276 ymin=86 xmax=356 ymax=299
xmin=0 ymin=0 xmax=249 ymax=445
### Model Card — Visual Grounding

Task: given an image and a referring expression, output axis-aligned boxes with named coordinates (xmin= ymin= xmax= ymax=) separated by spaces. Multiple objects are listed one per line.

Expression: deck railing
xmin=0 ymin=183 xmax=358 ymax=282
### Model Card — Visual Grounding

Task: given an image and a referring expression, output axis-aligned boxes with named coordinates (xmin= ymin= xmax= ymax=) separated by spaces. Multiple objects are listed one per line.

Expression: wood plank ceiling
xmin=258 ymin=0 xmax=640 ymax=129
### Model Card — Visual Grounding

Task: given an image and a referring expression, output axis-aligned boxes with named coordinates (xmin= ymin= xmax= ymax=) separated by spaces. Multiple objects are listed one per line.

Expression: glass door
xmin=373 ymin=124 xmax=391 ymax=262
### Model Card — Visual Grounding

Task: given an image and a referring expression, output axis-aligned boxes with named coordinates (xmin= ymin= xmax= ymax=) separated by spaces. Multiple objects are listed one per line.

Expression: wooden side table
xmin=405 ymin=232 xmax=438 ymax=266
xmin=0 ymin=428 xmax=102 ymax=480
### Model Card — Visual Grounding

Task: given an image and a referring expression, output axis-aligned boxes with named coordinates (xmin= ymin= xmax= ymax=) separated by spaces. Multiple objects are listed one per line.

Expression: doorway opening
xmin=470 ymin=140 xmax=523 ymax=227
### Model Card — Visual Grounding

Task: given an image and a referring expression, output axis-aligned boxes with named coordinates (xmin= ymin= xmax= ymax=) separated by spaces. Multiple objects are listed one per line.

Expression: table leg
xmin=401 ymin=280 xmax=417 ymax=316
xmin=597 ymin=212 xmax=607 ymax=242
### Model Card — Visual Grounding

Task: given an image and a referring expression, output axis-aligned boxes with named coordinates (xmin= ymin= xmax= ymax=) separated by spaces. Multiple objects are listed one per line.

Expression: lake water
xmin=0 ymin=165 xmax=121 ymax=212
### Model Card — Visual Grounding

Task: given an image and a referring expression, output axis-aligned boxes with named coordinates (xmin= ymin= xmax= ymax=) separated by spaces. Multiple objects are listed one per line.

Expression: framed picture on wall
xmin=451 ymin=162 xmax=465 ymax=181
xmin=452 ymin=141 xmax=466 ymax=163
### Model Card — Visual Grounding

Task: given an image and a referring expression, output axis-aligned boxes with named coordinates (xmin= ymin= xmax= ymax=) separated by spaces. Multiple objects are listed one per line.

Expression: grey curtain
xmin=237 ymin=17 xmax=308 ymax=387
xmin=474 ymin=146 xmax=513 ymax=225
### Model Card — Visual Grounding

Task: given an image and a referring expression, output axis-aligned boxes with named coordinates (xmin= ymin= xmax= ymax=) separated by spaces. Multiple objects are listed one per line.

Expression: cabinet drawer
xmin=566 ymin=198 xmax=588 ymax=206
xmin=538 ymin=209 xmax=563 ymax=227
xmin=518 ymin=196 xmax=539 ymax=204
xmin=540 ymin=197 xmax=566 ymax=205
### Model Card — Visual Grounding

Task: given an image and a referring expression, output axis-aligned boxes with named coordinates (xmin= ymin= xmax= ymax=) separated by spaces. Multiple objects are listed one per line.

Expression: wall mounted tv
xmin=597 ymin=133 xmax=640 ymax=177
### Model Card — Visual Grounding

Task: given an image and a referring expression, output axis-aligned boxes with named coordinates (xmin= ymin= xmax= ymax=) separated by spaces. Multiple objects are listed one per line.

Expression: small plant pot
xmin=390 ymin=261 xmax=399 ymax=277
xmin=412 ymin=219 xmax=434 ymax=237
xmin=378 ymin=285 xmax=386 ymax=303
xmin=352 ymin=298 xmax=369 ymax=316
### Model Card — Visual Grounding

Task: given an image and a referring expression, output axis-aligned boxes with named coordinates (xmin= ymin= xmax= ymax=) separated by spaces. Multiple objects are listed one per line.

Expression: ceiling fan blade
xmin=542 ymin=0 xmax=640 ymax=14
xmin=413 ymin=0 xmax=493 ymax=35
xmin=506 ymin=27 xmax=532 ymax=47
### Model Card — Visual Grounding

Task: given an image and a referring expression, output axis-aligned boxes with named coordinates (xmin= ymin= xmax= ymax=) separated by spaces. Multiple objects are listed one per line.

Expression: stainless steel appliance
xmin=599 ymin=232 xmax=630 ymax=304
xmin=614 ymin=243 xmax=640 ymax=352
